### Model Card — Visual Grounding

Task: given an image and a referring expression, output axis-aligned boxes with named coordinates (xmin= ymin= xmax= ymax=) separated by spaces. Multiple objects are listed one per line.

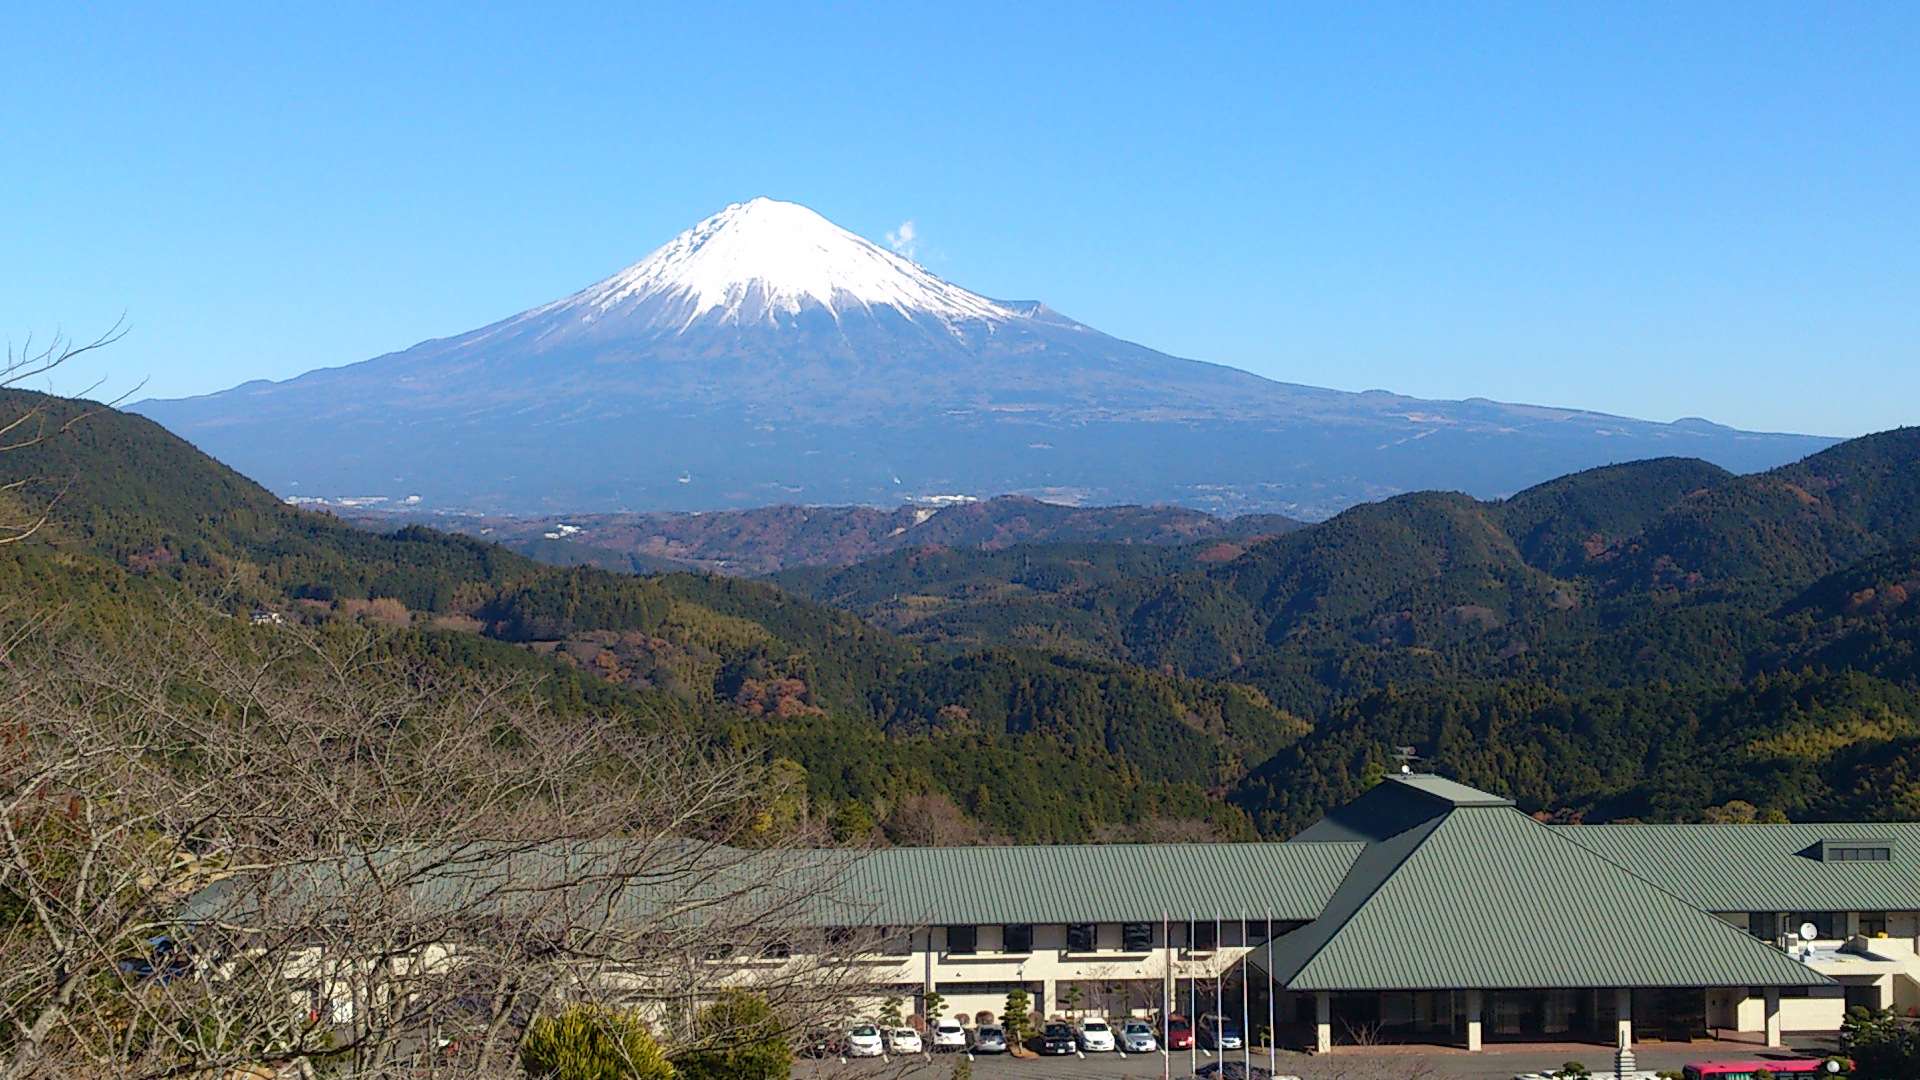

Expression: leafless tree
xmin=0 ymin=321 xmax=129 ymax=544
xmin=0 ymin=607 xmax=881 ymax=1080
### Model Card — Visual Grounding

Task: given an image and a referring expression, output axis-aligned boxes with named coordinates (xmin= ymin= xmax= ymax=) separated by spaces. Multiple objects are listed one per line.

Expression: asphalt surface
xmin=794 ymin=1036 xmax=1842 ymax=1080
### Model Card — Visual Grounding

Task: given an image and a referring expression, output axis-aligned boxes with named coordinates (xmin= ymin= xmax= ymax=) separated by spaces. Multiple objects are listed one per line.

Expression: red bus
xmin=1681 ymin=1060 xmax=1844 ymax=1080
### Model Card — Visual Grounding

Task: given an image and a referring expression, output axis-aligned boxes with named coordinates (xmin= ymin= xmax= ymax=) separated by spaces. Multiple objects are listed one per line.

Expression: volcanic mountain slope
xmin=136 ymin=198 xmax=1832 ymax=518
xmin=389 ymin=496 xmax=1304 ymax=576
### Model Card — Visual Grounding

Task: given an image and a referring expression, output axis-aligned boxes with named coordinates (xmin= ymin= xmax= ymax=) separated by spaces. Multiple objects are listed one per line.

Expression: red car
xmin=1165 ymin=1015 xmax=1195 ymax=1051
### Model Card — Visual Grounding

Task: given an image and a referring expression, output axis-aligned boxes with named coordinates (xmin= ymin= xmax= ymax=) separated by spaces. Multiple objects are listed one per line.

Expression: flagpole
xmin=1189 ymin=908 xmax=1197 ymax=1079
xmin=1240 ymin=909 xmax=1251 ymax=1077
xmin=1267 ymin=908 xmax=1277 ymax=1077
xmin=1162 ymin=911 xmax=1171 ymax=1080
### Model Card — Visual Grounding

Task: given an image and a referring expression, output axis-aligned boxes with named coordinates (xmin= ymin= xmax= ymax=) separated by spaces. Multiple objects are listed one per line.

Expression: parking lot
xmin=793 ymin=1036 xmax=1842 ymax=1080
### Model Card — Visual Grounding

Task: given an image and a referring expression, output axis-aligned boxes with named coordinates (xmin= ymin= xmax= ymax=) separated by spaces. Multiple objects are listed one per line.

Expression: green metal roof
xmin=828 ymin=842 xmax=1365 ymax=926
xmin=1553 ymin=823 xmax=1920 ymax=913
xmin=1389 ymin=773 xmax=1516 ymax=808
xmin=1260 ymin=779 xmax=1831 ymax=991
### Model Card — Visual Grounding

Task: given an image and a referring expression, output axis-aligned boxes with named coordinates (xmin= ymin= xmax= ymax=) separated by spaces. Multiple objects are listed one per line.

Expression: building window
xmin=1788 ymin=912 xmax=1843 ymax=940
xmin=1830 ymin=845 xmax=1892 ymax=861
xmin=1122 ymin=922 xmax=1154 ymax=951
xmin=1860 ymin=911 xmax=1888 ymax=937
xmin=1749 ymin=912 xmax=1780 ymax=942
xmin=1190 ymin=920 xmax=1218 ymax=953
xmin=946 ymin=925 xmax=977 ymax=955
xmin=1002 ymin=924 xmax=1033 ymax=954
xmin=1066 ymin=923 xmax=1097 ymax=952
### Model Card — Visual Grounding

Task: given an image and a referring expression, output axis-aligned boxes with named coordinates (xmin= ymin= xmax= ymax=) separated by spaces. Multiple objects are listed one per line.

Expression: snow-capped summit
xmin=550 ymin=197 xmax=1013 ymax=331
xmin=134 ymin=198 xmax=1834 ymax=520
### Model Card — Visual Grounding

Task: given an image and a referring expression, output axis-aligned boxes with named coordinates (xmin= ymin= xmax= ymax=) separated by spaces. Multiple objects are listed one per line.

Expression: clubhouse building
xmin=829 ymin=774 xmax=1920 ymax=1054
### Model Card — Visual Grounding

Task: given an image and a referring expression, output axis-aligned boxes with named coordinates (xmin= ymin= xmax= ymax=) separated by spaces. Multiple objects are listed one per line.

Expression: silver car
xmin=970 ymin=1024 xmax=1009 ymax=1053
xmin=1120 ymin=1019 xmax=1159 ymax=1053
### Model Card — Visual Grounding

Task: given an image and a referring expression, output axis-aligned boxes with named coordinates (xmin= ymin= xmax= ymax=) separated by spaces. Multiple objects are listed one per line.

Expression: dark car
xmin=799 ymin=1030 xmax=843 ymax=1058
xmin=1040 ymin=1023 xmax=1078 ymax=1055
xmin=1200 ymin=1014 xmax=1243 ymax=1051
xmin=1166 ymin=1015 xmax=1195 ymax=1051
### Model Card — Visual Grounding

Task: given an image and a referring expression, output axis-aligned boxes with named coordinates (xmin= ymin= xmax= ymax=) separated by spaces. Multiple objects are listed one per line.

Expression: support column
xmin=1764 ymin=987 xmax=1782 ymax=1048
xmin=1465 ymin=989 xmax=1483 ymax=1052
xmin=1314 ymin=992 xmax=1331 ymax=1054
xmin=1041 ymin=978 xmax=1057 ymax=1021
xmin=1614 ymin=988 xmax=1637 ymax=1077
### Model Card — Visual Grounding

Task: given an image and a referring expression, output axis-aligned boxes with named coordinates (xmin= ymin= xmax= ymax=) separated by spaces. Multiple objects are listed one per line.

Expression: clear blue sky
xmin=4 ymin=3 xmax=1914 ymax=436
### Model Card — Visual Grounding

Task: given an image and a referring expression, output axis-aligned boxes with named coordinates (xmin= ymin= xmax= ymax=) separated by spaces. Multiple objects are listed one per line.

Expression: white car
xmin=884 ymin=1027 xmax=923 ymax=1055
xmin=845 ymin=1024 xmax=885 ymax=1057
xmin=1076 ymin=1016 xmax=1117 ymax=1052
xmin=1119 ymin=1019 xmax=1159 ymax=1053
xmin=931 ymin=1018 xmax=969 ymax=1051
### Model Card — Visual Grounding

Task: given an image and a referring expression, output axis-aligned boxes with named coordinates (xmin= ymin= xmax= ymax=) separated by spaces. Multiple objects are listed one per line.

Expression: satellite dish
xmin=1799 ymin=921 xmax=1820 ymax=942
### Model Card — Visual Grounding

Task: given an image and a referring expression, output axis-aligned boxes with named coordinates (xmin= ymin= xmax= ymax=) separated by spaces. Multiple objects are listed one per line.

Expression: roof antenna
xmin=1393 ymin=746 xmax=1419 ymax=775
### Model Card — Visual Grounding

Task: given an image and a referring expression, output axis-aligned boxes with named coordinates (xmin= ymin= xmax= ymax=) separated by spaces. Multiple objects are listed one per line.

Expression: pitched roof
xmin=1257 ymin=776 xmax=1831 ymax=991
xmin=1552 ymin=823 xmax=1920 ymax=913
xmin=827 ymin=842 xmax=1365 ymax=926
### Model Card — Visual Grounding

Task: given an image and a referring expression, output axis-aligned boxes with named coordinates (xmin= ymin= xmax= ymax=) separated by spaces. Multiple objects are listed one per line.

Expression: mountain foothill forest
xmin=9 ymin=385 xmax=1920 ymax=844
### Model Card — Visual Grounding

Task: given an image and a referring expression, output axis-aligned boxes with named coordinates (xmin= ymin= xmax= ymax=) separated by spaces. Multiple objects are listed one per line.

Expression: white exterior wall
xmin=850 ymin=923 xmax=1255 ymax=1026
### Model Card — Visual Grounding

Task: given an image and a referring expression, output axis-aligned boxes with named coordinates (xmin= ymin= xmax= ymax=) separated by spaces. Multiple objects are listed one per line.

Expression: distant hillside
xmin=0 ymin=388 xmax=1304 ymax=843
xmin=773 ymin=429 xmax=1920 ymax=833
xmin=372 ymin=496 xmax=1301 ymax=575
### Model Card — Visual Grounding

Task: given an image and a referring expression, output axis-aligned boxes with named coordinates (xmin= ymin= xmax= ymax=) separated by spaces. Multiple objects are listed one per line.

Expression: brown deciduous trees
xmin=0 ymin=611 xmax=873 ymax=1080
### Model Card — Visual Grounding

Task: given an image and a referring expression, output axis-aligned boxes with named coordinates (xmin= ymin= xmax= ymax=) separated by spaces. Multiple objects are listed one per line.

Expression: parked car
xmin=1120 ymin=1019 xmax=1160 ymax=1053
xmin=970 ymin=1025 xmax=1009 ymax=1054
xmin=1199 ymin=1014 xmax=1243 ymax=1051
xmin=930 ymin=1018 xmax=969 ymax=1052
xmin=885 ymin=1027 xmax=923 ymax=1055
xmin=845 ymin=1024 xmax=885 ymax=1057
xmin=1076 ymin=1017 xmax=1117 ymax=1052
xmin=1040 ymin=1023 xmax=1079 ymax=1055
xmin=800 ymin=1030 xmax=842 ymax=1058
xmin=1165 ymin=1015 xmax=1195 ymax=1050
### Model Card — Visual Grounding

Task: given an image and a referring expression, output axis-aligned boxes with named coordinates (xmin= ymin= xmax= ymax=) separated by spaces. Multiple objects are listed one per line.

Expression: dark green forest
xmin=9 ymin=386 xmax=1920 ymax=842
xmin=772 ymin=437 xmax=1920 ymax=834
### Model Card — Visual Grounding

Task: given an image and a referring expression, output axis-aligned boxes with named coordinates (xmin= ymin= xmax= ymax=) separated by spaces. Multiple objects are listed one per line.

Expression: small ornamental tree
xmin=881 ymin=996 xmax=905 ymax=1026
xmin=922 ymin=990 xmax=947 ymax=1029
xmin=1843 ymin=1005 xmax=1920 ymax=1080
xmin=1001 ymin=989 xmax=1032 ymax=1043
xmin=521 ymin=1005 xmax=674 ymax=1080
xmin=672 ymin=989 xmax=792 ymax=1080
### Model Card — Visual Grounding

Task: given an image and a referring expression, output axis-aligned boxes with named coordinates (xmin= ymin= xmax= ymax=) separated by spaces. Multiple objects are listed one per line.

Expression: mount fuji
xmin=135 ymin=198 xmax=1833 ymax=519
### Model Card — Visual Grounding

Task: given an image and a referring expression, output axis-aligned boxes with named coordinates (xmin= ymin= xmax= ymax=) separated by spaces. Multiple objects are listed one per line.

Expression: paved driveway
xmin=795 ymin=1036 xmax=1840 ymax=1080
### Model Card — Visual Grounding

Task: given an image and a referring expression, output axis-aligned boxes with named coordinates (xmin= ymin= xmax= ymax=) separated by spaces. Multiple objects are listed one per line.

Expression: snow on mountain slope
xmin=131 ymin=198 xmax=1838 ymax=519
xmin=535 ymin=197 xmax=1012 ymax=331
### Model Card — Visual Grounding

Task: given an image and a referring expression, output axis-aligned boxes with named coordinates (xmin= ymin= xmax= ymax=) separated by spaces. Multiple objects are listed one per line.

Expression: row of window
xmin=1747 ymin=911 xmax=1888 ymax=941
xmin=944 ymin=921 xmax=1225 ymax=956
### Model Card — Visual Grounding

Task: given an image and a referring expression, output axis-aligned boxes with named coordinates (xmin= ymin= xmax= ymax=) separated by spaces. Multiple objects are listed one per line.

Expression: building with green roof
xmin=840 ymin=774 xmax=1920 ymax=1056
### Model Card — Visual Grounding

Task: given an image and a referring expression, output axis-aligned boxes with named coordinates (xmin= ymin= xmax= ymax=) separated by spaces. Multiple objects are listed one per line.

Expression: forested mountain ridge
xmin=0 ymin=388 xmax=1299 ymax=843
xmin=772 ymin=429 xmax=1920 ymax=833
xmin=13 ymin=387 xmax=1919 ymax=839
